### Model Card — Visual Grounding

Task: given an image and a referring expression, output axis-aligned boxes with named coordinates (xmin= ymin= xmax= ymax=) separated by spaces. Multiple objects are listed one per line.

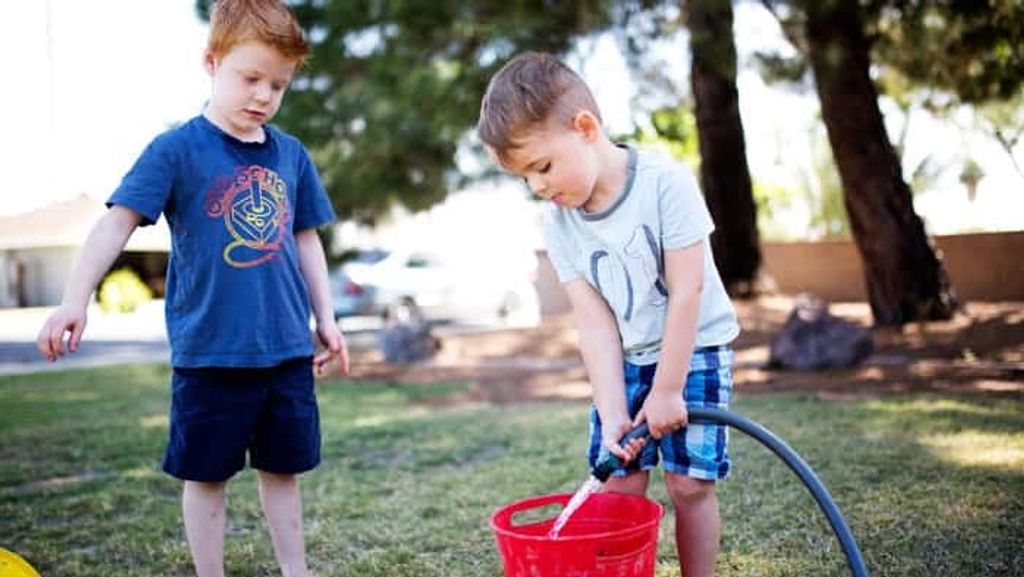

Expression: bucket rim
xmin=489 ymin=492 xmax=664 ymax=543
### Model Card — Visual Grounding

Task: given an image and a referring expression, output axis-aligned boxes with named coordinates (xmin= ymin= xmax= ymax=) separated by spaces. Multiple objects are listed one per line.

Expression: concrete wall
xmin=762 ymin=231 xmax=1024 ymax=302
xmin=534 ymin=231 xmax=1024 ymax=316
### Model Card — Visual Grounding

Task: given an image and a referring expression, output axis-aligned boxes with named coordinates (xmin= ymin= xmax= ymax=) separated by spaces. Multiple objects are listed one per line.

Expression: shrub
xmin=98 ymin=268 xmax=153 ymax=313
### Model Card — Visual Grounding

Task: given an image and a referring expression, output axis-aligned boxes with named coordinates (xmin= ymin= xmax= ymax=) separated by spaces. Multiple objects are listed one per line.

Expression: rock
xmin=378 ymin=301 xmax=440 ymax=364
xmin=768 ymin=294 xmax=874 ymax=370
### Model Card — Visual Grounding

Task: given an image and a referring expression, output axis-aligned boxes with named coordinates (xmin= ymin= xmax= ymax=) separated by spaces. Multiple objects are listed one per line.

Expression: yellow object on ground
xmin=0 ymin=549 xmax=41 ymax=577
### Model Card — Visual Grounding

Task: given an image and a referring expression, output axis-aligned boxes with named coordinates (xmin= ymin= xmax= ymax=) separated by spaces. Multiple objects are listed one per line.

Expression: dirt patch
xmin=342 ymin=296 xmax=1024 ymax=404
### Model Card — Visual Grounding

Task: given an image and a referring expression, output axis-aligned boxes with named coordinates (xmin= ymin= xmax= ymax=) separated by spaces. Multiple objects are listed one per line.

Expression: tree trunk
xmin=803 ymin=1 xmax=958 ymax=325
xmin=686 ymin=0 xmax=761 ymax=297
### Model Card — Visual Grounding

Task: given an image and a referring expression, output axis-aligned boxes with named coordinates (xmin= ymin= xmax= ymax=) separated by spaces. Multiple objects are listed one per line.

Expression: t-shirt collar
xmin=579 ymin=144 xmax=637 ymax=221
xmin=197 ymin=111 xmax=273 ymax=148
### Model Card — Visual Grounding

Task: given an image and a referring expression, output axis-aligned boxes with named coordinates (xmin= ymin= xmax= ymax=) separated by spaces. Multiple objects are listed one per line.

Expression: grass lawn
xmin=2 ymin=364 xmax=1022 ymax=576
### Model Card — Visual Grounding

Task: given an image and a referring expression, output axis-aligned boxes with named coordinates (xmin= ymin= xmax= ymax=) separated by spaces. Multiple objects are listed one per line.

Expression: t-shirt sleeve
xmin=106 ymin=134 xmax=176 ymax=226
xmin=293 ymin=147 xmax=336 ymax=231
xmin=542 ymin=209 xmax=580 ymax=283
xmin=659 ymin=163 xmax=714 ymax=250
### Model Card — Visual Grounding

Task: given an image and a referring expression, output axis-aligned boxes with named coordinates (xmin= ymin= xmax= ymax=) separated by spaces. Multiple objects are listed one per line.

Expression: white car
xmin=343 ymin=249 xmax=541 ymax=327
xmin=329 ymin=268 xmax=378 ymax=319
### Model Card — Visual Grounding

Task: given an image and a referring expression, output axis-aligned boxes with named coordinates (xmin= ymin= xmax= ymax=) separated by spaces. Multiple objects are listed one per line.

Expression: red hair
xmin=207 ymin=0 xmax=309 ymax=63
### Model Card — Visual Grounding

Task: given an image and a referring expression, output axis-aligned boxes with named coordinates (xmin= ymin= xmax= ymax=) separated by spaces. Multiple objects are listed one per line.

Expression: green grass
xmin=2 ymin=365 xmax=1022 ymax=576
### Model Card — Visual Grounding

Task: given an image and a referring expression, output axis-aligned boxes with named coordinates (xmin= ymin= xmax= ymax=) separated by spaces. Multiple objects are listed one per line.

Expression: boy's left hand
xmin=634 ymin=389 xmax=688 ymax=440
xmin=313 ymin=322 xmax=350 ymax=377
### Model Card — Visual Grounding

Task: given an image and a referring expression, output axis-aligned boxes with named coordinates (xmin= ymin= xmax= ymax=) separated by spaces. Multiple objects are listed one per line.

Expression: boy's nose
xmin=254 ymin=83 xmax=272 ymax=103
xmin=527 ymin=175 xmax=548 ymax=197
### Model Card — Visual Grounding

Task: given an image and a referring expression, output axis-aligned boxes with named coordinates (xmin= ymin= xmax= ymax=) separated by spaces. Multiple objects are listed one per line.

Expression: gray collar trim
xmin=580 ymin=145 xmax=637 ymax=221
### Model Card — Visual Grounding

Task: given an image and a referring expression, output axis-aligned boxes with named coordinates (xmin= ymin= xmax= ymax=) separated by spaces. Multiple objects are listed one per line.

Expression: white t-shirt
xmin=544 ymin=146 xmax=740 ymax=365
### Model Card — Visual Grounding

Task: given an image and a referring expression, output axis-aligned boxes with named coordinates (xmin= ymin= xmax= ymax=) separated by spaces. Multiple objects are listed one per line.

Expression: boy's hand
xmin=601 ymin=414 xmax=647 ymax=465
xmin=634 ymin=388 xmax=688 ymax=440
xmin=36 ymin=305 xmax=88 ymax=363
xmin=313 ymin=321 xmax=350 ymax=377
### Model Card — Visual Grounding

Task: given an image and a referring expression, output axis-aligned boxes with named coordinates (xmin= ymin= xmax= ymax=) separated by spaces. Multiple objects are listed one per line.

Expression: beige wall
xmin=534 ymin=249 xmax=571 ymax=316
xmin=535 ymin=231 xmax=1023 ymax=316
xmin=762 ymin=231 xmax=1024 ymax=302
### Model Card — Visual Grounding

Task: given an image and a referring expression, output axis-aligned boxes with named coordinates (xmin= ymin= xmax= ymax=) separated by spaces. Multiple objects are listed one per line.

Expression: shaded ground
xmin=343 ymin=296 xmax=1024 ymax=404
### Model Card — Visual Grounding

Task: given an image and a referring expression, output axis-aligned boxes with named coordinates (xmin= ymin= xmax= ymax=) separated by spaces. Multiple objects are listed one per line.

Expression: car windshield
xmin=350 ymin=249 xmax=389 ymax=265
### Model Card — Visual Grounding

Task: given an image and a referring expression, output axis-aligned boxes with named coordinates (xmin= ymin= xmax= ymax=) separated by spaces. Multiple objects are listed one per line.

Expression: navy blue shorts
xmin=588 ymin=346 xmax=733 ymax=481
xmin=163 ymin=357 xmax=320 ymax=482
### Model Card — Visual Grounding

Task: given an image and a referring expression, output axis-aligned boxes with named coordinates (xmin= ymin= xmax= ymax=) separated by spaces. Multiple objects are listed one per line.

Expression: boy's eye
xmin=539 ymin=162 xmax=551 ymax=174
xmin=245 ymin=76 xmax=259 ymax=84
xmin=271 ymin=83 xmax=285 ymax=92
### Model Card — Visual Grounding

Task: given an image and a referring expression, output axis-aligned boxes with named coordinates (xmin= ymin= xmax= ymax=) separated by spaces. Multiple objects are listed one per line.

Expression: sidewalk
xmin=0 ymin=301 xmax=381 ymax=376
xmin=0 ymin=301 xmax=169 ymax=375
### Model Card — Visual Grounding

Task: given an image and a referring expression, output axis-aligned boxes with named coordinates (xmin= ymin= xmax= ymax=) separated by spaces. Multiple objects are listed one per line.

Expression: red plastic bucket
xmin=490 ymin=492 xmax=663 ymax=577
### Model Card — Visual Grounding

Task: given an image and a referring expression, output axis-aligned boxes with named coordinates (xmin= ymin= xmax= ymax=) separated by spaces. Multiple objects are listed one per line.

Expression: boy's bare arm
xmin=295 ymin=229 xmax=350 ymax=376
xmin=563 ymin=279 xmax=641 ymax=461
xmin=641 ymin=241 xmax=704 ymax=439
xmin=36 ymin=206 xmax=142 ymax=361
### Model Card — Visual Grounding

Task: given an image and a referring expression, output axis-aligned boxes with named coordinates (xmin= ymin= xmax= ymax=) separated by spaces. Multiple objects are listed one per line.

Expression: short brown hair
xmin=207 ymin=0 xmax=310 ymax=63
xmin=477 ymin=52 xmax=602 ymax=158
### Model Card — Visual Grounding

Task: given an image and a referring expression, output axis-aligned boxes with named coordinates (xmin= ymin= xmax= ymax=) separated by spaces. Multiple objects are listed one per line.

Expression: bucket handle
xmin=493 ymin=493 xmax=569 ymax=529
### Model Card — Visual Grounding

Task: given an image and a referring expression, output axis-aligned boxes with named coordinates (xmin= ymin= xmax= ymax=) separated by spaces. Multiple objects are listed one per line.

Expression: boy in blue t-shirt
xmin=478 ymin=52 xmax=740 ymax=577
xmin=36 ymin=1 xmax=346 ymax=575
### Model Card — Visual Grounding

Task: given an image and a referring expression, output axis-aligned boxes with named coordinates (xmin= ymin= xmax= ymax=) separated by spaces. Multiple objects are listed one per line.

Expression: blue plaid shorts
xmin=588 ymin=345 xmax=733 ymax=481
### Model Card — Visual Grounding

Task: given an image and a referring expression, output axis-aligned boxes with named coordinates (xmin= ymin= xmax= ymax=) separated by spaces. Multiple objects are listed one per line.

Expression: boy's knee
xmin=257 ymin=470 xmax=298 ymax=485
xmin=185 ymin=479 xmax=228 ymax=493
xmin=665 ymin=474 xmax=715 ymax=506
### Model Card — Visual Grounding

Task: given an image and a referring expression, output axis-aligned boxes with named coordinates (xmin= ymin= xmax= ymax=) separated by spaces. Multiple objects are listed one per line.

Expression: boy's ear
xmin=202 ymin=50 xmax=217 ymax=76
xmin=572 ymin=111 xmax=602 ymax=141
xmin=484 ymin=146 xmax=504 ymax=169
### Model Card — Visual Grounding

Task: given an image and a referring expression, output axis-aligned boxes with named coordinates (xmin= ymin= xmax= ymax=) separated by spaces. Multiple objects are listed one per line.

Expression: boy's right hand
xmin=36 ymin=305 xmax=87 ymax=362
xmin=601 ymin=415 xmax=647 ymax=465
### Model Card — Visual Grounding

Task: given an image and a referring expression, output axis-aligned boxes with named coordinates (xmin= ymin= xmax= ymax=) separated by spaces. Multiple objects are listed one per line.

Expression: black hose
xmin=687 ymin=407 xmax=870 ymax=577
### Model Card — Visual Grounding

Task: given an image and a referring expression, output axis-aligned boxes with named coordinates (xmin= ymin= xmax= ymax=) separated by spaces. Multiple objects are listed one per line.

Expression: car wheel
xmin=384 ymin=297 xmax=424 ymax=325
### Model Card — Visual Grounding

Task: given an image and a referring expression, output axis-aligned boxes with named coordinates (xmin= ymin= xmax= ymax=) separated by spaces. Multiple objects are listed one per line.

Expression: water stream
xmin=547 ymin=475 xmax=604 ymax=538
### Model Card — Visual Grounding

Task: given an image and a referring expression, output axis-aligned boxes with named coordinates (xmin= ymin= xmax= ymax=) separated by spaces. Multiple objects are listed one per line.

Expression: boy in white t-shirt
xmin=477 ymin=51 xmax=740 ymax=577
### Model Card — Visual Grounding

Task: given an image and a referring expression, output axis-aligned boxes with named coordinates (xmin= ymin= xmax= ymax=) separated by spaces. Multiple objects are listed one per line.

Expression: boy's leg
xmin=183 ymin=480 xmax=228 ymax=577
xmin=665 ymin=473 xmax=720 ymax=577
xmin=601 ymin=469 xmax=650 ymax=495
xmin=258 ymin=471 xmax=312 ymax=577
xmin=249 ymin=358 xmax=320 ymax=577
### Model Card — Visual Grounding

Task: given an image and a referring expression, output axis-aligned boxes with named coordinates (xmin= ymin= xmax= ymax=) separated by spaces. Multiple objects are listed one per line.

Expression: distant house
xmin=0 ymin=195 xmax=170 ymax=308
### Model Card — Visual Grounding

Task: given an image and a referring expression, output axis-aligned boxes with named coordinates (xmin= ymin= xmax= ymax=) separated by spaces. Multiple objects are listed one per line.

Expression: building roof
xmin=0 ymin=194 xmax=169 ymax=252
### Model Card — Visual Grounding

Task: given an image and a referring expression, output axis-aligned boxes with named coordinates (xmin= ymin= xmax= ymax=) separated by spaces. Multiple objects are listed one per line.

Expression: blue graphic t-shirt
xmin=108 ymin=115 xmax=336 ymax=367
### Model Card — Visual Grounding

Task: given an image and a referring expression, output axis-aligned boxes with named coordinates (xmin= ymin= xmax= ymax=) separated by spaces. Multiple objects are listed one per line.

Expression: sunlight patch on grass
xmin=922 ymin=431 xmax=1024 ymax=470
xmin=138 ymin=414 xmax=167 ymax=429
xmin=865 ymin=397 xmax=1017 ymax=419
xmin=6 ymin=389 xmax=100 ymax=404
xmin=715 ymin=552 xmax=794 ymax=577
xmin=350 ymin=407 xmax=433 ymax=428
xmin=122 ymin=467 xmax=159 ymax=481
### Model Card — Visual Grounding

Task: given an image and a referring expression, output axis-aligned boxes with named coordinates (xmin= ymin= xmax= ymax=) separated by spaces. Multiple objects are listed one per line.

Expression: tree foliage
xmin=869 ymin=0 xmax=1024 ymax=105
xmin=758 ymin=0 xmax=1024 ymax=107
xmin=627 ymin=105 xmax=701 ymax=168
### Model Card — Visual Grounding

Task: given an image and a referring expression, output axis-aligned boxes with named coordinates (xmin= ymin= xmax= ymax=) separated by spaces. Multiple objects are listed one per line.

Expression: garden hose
xmin=593 ymin=408 xmax=870 ymax=577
